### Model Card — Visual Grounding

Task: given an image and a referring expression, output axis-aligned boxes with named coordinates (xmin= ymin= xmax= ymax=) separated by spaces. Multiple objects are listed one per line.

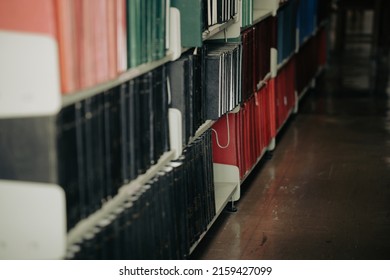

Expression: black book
xmin=57 ymin=105 xmax=80 ymax=230
xmin=127 ymin=80 xmax=137 ymax=181
xmin=119 ymin=83 xmax=130 ymax=183
xmin=139 ymin=73 xmax=152 ymax=173
xmin=103 ymin=90 xmax=113 ymax=201
xmin=148 ymin=71 xmax=156 ymax=165
xmin=87 ymin=94 xmax=105 ymax=214
xmin=192 ymin=51 xmax=203 ymax=133
xmin=160 ymin=66 xmax=170 ymax=154
xmin=205 ymin=50 xmax=222 ymax=120
xmin=109 ymin=87 xmax=123 ymax=194
xmin=163 ymin=165 xmax=176 ymax=259
xmin=95 ymin=94 xmax=106 ymax=210
xmin=168 ymin=55 xmax=190 ymax=145
xmin=129 ymin=191 xmax=143 ymax=259
xmin=152 ymin=67 xmax=168 ymax=162
xmin=171 ymin=155 xmax=190 ymax=258
xmin=82 ymin=97 xmax=94 ymax=215
xmin=75 ymin=101 xmax=87 ymax=220
xmin=205 ymin=43 xmax=241 ymax=119
xmin=121 ymin=199 xmax=135 ymax=259
xmin=148 ymin=179 xmax=160 ymax=259
xmin=217 ymin=0 xmax=223 ymax=23
xmin=169 ymin=161 xmax=186 ymax=259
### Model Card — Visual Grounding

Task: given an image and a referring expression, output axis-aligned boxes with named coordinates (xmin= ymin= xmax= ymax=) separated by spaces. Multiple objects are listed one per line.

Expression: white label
xmin=0 ymin=31 xmax=61 ymax=118
xmin=0 ymin=180 xmax=66 ymax=259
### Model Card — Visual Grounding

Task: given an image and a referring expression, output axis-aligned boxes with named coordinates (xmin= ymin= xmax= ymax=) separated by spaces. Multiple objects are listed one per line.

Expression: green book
xmin=127 ymin=0 xmax=141 ymax=67
xmin=171 ymin=0 xmax=203 ymax=48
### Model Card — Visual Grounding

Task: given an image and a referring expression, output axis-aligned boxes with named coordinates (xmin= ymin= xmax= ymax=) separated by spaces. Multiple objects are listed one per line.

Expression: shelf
xmin=202 ymin=17 xmax=236 ymax=41
xmin=214 ymin=182 xmax=239 ymax=216
xmin=298 ymin=65 xmax=325 ymax=101
xmin=277 ymin=52 xmax=295 ymax=72
xmin=257 ymin=72 xmax=272 ymax=91
xmin=297 ymin=20 xmax=328 ymax=52
xmin=188 ymin=120 xmax=215 ymax=145
xmin=189 ymin=181 xmax=238 ymax=254
xmin=253 ymin=0 xmax=279 ymax=16
xmin=66 ymin=150 xmax=176 ymax=248
xmin=298 ymin=83 xmax=311 ymax=101
xmin=253 ymin=9 xmax=273 ymax=25
xmin=277 ymin=107 xmax=294 ymax=135
xmin=240 ymin=147 xmax=268 ymax=184
xmin=62 ymin=52 xmax=174 ymax=107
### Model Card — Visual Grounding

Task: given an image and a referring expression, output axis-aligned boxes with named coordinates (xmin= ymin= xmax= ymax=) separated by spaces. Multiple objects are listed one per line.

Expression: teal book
xmin=171 ymin=0 xmax=203 ymax=47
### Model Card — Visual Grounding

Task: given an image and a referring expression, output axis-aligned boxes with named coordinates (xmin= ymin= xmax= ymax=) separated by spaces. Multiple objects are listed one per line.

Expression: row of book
xmin=242 ymin=0 xmax=253 ymax=28
xmin=57 ymin=66 xmax=170 ymax=230
xmin=172 ymin=0 xmax=238 ymax=48
xmin=296 ymin=26 xmax=327 ymax=95
xmin=127 ymin=0 xmax=167 ymax=68
xmin=68 ymin=130 xmax=215 ymax=260
xmin=277 ymin=0 xmax=297 ymax=64
xmin=56 ymin=0 xmax=128 ymax=94
xmin=241 ymin=16 xmax=275 ymax=101
xmin=168 ymin=49 xmax=206 ymax=146
xmin=0 ymin=0 xmax=170 ymax=95
xmin=211 ymin=25 xmax=328 ymax=179
xmin=296 ymin=0 xmax=318 ymax=45
xmin=212 ymin=82 xmax=274 ymax=179
xmin=205 ymin=43 xmax=242 ymax=120
xmin=296 ymin=0 xmax=331 ymax=46
xmin=205 ymin=0 xmax=238 ymax=27
xmin=274 ymin=56 xmax=296 ymax=131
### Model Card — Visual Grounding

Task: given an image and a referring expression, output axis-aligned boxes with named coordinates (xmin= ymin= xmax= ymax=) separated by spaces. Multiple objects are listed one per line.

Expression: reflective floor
xmin=191 ymin=18 xmax=390 ymax=260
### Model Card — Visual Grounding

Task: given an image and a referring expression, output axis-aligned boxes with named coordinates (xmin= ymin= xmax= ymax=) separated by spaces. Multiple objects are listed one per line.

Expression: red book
xmin=0 ymin=0 xmax=56 ymax=36
xmin=94 ymin=0 xmax=109 ymax=84
xmin=107 ymin=0 xmax=118 ymax=80
xmin=242 ymin=102 xmax=251 ymax=176
xmin=268 ymin=78 xmax=277 ymax=139
xmin=116 ymin=0 xmax=127 ymax=73
xmin=79 ymin=0 xmax=96 ymax=89
xmin=212 ymin=113 xmax=240 ymax=168
xmin=318 ymin=27 xmax=327 ymax=67
xmin=54 ymin=0 xmax=78 ymax=94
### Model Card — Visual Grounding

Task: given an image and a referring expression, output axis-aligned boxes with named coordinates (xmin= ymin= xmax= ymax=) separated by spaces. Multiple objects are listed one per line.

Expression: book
xmin=204 ymin=43 xmax=242 ymax=120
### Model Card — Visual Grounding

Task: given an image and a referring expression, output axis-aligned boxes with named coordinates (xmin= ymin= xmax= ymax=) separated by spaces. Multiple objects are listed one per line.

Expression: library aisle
xmin=191 ymin=37 xmax=390 ymax=260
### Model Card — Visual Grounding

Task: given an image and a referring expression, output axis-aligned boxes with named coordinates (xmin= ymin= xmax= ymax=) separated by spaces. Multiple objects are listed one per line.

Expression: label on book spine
xmin=0 ymin=31 xmax=61 ymax=118
xmin=0 ymin=180 xmax=66 ymax=259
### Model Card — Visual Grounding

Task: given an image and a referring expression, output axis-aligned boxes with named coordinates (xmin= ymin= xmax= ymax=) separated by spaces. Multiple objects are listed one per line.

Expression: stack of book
xmin=205 ymin=43 xmax=242 ymax=120
xmin=172 ymin=0 xmax=238 ymax=47
xmin=274 ymin=56 xmax=296 ymax=130
xmin=58 ymin=66 xmax=170 ymax=230
xmin=168 ymin=49 xmax=206 ymax=146
xmin=211 ymin=82 xmax=274 ymax=179
xmin=68 ymin=130 xmax=215 ymax=260
xmin=277 ymin=0 xmax=297 ymax=64
xmin=241 ymin=16 xmax=274 ymax=101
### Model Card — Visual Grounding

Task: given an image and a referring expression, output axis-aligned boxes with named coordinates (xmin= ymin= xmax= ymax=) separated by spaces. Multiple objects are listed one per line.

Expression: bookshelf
xmin=0 ymin=0 xmax=330 ymax=260
xmin=253 ymin=9 xmax=273 ymax=25
xmin=210 ymin=0 xmax=329 ymax=186
xmin=62 ymin=52 xmax=175 ymax=107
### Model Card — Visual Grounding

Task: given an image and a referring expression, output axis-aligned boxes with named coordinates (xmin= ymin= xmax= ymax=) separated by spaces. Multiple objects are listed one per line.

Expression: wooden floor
xmin=190 ymin=31 xmax=390 ymax=259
